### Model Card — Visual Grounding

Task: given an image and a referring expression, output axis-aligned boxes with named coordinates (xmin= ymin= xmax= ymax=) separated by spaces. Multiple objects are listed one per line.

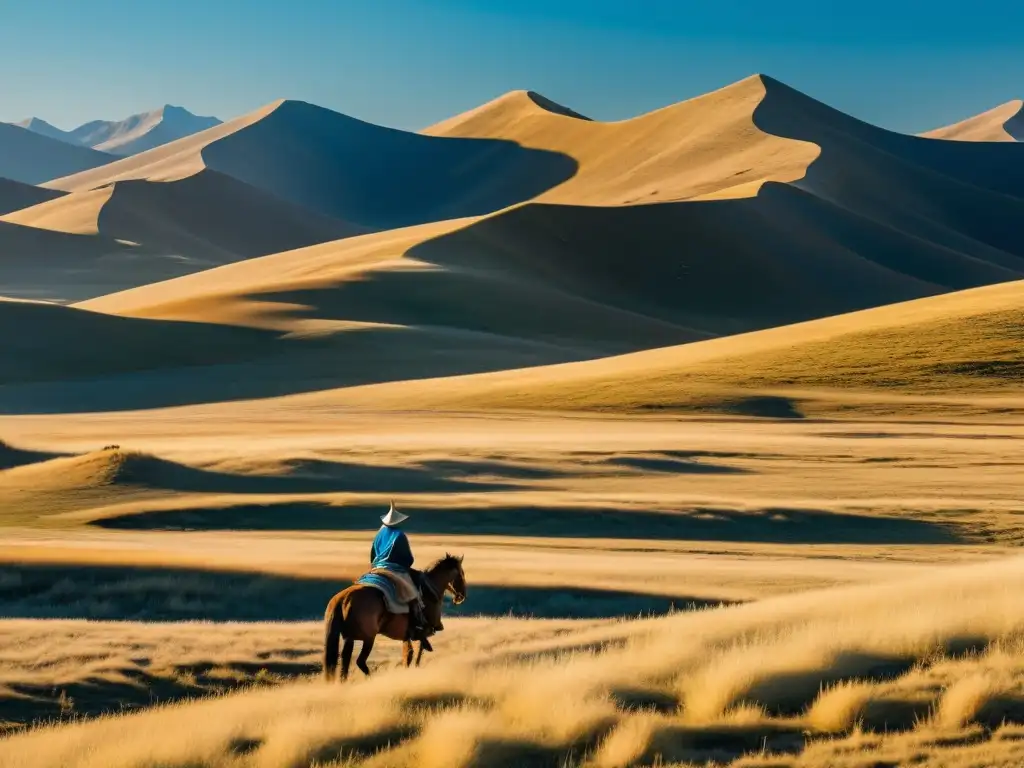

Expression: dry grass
xmin=319 ymin=279 xmax=1024 ymax=419
xmin=3 ymin=556 xmax=1024 ymax=766
xmin=0 ymin=616 xmax=606 ymax=734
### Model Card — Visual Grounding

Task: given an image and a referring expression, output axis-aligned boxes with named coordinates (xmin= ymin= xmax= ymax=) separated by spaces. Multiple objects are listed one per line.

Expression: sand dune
xmin=36 ymin=75 xmax=1024 ymax=320
xmin=47 ymin=99 xmax=577 ymax=232
xmin=48 ymin=75 xmax=1018 ymax=407
xmin=0 ymin=177 xmax=63 ymax=216
xmin=0 ymin=209 xmax=264 ymax=303
xmin=0 ymin=122 xmax=113 ymax=184
xmin=6 ymin=170 xmax=359 ymax=266
xmin=426 ymin=79 xmax=816 ymax=204
xmin=0 ymin=298 xmax=273 ymax=384
xmin=0 ymin=218 xmax=162 ymax=301
xmin=319 ymin=279 xmax=1024 ymax=417
xmin=923 ymin=100 xmax=1024 ymax=141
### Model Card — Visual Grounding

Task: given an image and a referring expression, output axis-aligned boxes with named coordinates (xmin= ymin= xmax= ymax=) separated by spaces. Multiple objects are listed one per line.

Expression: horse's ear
xmin=458 ymin=554 xmax=464 ymax=564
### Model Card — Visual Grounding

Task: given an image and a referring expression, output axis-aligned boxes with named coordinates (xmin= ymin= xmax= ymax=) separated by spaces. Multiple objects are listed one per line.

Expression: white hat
xmin=380 ymin=500 xmax=408 ymax=527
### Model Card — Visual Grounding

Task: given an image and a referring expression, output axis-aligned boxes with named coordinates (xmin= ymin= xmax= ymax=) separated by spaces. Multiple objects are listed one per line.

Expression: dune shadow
xmin=93 ymin=501 xmax=962 ymax=544
xmin=600 ymin=456 xmax=749 ymax=474
xmin=3 ymin=162 xmax=1023 ymax=414
xmin=638 ymin=721 xmax=807 ymax=765
xmin=0 ymin=562 xmax=708 ymax=621
xmin=0 ymin=441 xmax=61 ymax=470
xmin=202 ymin=99 xmax=581 ymax=231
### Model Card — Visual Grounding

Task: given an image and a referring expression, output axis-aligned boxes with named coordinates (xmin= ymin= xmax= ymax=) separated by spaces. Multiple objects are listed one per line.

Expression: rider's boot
xmin=408 ymin=600 xmax=434 ymax=652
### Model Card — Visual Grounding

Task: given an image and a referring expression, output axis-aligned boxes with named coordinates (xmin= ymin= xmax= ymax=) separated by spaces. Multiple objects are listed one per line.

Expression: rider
xmin=370 ymin=501 xmax=433 ymax=646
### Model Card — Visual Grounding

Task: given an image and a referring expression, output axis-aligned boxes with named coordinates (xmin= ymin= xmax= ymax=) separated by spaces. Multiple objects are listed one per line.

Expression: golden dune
xmin=923 ymin=99 xmax=1024 ymax=141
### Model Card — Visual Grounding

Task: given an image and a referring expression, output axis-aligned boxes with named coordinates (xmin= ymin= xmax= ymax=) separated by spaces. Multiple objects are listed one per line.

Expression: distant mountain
xmin=0 ymin=122 xmax=113 ymax=184
xmin=13 ymin=117 xmax=74 ymax=144
xmin=13 ymin=105 xmax=222 ymax=156
xmin=69 ymin=105 xmax=222 ymax=155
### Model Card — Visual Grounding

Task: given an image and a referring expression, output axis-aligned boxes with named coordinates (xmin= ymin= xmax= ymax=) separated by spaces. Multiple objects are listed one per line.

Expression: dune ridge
xmin=65 ymin=75 xmax=1024 ymax=407
xmin=923 ymin=100 xmax=1024 ymax=142
xmin=46 ymin=98 xmax=577 ymax=231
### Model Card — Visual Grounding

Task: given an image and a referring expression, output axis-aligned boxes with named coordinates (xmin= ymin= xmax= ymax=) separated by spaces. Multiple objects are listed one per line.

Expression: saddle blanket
xmin=356 ymin=571 xmax=410 ymax=614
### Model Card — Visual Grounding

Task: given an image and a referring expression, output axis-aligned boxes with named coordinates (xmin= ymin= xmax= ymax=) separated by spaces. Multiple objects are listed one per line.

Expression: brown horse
xmin=323 ymin=554 xmax=467 ymax=681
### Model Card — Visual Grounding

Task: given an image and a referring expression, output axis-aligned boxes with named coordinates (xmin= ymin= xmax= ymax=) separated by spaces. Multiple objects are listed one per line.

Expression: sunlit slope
xmin=431 ymin=76 xmax=1024 ymax=270
xmin=80 ymin=217 xmax=698 ymax=351
xmin=46 ymin=99 xmax=576 ymax=231
xmin=426 ymin=77 xmax=818 ymax=204
xmin=923 ymin=100 xmax=1024 ymax=142
xmin=324 ymin=280 xmax=1024 ymax=413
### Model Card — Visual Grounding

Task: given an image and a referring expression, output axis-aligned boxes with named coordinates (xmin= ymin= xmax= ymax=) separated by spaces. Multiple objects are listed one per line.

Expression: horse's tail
xmin=323 ymin=596 xmax=344 ymax=682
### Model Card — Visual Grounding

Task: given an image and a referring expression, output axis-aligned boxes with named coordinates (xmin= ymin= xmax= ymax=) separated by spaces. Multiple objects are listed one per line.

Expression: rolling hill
xmin=322 ymin=279 xmax=1024 ymax=418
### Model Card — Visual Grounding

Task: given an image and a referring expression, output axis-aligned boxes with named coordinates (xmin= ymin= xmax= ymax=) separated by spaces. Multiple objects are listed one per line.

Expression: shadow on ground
xmin=0 ymin=563 xmax=714 ymax=621
xmin=93 ymin=500 xmax=962 ymax=544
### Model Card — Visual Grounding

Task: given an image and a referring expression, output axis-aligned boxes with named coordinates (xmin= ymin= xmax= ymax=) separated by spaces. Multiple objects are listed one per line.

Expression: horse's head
xmin=432 ymin=552 xmax=467 ymax=605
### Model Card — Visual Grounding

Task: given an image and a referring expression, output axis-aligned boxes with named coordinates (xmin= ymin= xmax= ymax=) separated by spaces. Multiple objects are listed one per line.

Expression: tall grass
xmin=4 ymin=556 xmax=1024 ymax=766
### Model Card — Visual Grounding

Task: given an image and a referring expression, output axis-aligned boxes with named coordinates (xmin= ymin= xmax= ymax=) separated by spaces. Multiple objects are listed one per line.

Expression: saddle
xmin=355 ymin=571 xmax=409 ymax=614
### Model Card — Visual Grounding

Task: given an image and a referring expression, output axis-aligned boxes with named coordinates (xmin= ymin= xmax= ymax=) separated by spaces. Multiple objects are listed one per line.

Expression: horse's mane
xmin=428 ymin=552 xmax=464 ymax=572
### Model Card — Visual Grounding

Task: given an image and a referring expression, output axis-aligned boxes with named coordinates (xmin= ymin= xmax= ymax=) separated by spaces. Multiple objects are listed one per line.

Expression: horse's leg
xmin=415 ymin=641 xmax=425 ymax=667
xmin=403 ymin=640 xmax=414 ymax=668
xmin=356 ymin=637 xmax=376 ymax=677
xmin=340 ymin=638 xmax=355 ymax=681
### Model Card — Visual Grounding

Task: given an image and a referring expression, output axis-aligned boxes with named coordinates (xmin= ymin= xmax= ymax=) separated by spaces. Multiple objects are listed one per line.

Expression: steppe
xmin=0 ymin=76 xmax=1021 ymax=767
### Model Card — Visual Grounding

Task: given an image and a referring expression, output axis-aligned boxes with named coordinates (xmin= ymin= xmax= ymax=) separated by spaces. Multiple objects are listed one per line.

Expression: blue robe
xmin=370 ymin=524 xmax=415 ymax=573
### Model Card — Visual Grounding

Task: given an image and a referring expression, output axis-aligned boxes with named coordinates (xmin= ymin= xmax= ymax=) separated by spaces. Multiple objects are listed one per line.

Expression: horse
xmin=323 ymin=553 xmax=467 ymax=681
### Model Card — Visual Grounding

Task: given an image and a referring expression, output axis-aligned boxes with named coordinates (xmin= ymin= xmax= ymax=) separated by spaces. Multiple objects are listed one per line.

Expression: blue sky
xmin=2 ymin=0 xmax=1022 ymax=133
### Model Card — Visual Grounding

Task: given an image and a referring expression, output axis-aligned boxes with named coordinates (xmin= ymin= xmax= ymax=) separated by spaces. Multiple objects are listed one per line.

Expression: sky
xmin=1 ymin=0 xmax=1022 ymax=133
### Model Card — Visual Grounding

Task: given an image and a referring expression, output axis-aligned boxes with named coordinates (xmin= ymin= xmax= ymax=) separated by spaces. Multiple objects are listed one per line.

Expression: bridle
xmin=424 ymin=560 xmax=466 ymax=605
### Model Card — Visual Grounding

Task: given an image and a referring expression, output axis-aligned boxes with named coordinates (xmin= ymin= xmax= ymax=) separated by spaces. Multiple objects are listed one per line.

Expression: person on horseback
xmin=369 ymin=501 xmax=433 ymax=647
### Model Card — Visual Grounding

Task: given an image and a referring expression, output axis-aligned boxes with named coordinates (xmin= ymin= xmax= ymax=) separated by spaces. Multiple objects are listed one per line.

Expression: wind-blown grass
xmin=5 ymin=556 xmax=1024 ymax=766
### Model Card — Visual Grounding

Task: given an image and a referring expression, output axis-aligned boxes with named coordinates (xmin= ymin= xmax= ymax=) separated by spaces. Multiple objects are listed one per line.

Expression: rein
xmin=421 ymin=574 xmax=441 ymax=600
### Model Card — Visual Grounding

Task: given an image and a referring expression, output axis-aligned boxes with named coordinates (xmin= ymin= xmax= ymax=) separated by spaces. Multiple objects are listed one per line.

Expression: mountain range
xmin=12 ymin=104 xmax=221 ymax=156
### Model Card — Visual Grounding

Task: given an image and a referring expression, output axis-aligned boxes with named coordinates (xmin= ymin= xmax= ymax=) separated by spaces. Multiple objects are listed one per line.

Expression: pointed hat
xmin=380 ymin=499 xmax=408 ymax=526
